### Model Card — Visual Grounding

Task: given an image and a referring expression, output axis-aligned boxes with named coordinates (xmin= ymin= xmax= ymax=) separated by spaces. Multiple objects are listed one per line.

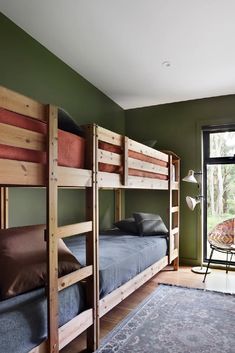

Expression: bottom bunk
xmin=0 ymin=229 xmax=169 ymax=353
xmin=0 ymin=283 xmax=86 ymax=353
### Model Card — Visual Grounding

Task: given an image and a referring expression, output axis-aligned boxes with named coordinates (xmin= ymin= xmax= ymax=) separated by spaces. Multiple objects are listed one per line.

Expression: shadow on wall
xmin=9 ymin=188 xmax=118 ymax=230
xmin=125 ymin=189 xmax=168 ymax=225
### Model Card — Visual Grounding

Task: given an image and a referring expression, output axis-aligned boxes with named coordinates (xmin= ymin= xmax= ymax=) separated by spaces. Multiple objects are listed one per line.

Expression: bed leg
xmin=87 ymin=322 xmax=99 ymax=352
xmin=173 ymin=257 xmax=179 ymax=271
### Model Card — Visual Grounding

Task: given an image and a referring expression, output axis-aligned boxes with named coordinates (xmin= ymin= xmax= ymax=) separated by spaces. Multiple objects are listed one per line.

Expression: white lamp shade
xmin=182 ymin=170 xmax=198 ymax=183
xmin=186 ymin=196 xmax=200 ymax=211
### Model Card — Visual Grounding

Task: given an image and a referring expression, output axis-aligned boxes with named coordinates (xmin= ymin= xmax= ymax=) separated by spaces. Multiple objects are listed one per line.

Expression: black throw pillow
xmin=133 ymin=212 xmax=168 ymax=236
xmin=58 ymin=108 xmax=84 ymax=137
xmin=114 ymin=218 xmax=139 ymax=234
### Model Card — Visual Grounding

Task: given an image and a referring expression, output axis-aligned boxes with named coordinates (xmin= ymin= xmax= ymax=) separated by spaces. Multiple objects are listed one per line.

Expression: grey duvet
xmin=0 ymin=230 xmax=167 ymax=353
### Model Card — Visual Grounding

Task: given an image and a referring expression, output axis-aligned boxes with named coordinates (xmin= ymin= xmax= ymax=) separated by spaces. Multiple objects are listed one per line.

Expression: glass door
xmin=203 ymin=127 xmax=235 ymax=264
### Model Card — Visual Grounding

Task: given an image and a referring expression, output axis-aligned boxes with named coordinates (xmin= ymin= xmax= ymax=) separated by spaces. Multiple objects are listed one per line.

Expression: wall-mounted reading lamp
xmin=183 ymin=170 xmax=203 ymax=211
xmin=182 ymin=169 xmax=211 ymax=275
xmin=186 ymin=196 xmax=203 ymax=211
xmin=182 ymin=169 xmax=199 ymax=184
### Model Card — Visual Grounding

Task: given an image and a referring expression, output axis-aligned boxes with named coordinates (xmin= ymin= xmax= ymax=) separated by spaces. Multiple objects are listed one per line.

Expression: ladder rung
xmin=172 ymin=182 xmax=179 ymax=190
xmin=171 ymin=227 xmax=179 ymax=235
xmin=56 ymin=221 xmax=92 ymax=239
xmin=58 ymin=265 xmax=93 ymax=291
xmin=171 ymin=206 xmax=179 ymax=213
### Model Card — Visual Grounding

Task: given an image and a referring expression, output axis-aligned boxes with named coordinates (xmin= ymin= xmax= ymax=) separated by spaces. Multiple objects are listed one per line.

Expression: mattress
xmin=0 ymin=108 xmax=85 ymax=169
xmin=0 ymin=230 xmax=167 ymax=353
xmin=0 ymin=284 xmax=85 ymax=353
xmin=65 ymin=230 xmax=168 ymax=298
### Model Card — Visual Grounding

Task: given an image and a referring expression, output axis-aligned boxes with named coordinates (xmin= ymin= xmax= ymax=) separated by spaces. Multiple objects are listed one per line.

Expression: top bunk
xmin=0 ymin=86 xmax=179 ymax=190
xmin=0 ymin=86 xmax=92 ymax=188
xmin=95 ymin=125 xmax=180 ymax=190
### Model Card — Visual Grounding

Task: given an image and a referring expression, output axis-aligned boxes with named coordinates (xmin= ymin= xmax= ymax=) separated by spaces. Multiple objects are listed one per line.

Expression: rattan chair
xmin=203 ymin=218 xmax=235 ymax=282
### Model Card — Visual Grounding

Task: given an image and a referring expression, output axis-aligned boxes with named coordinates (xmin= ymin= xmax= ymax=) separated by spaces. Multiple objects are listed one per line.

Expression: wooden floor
xmin=61 ymin=266 xmax=235 ymax=353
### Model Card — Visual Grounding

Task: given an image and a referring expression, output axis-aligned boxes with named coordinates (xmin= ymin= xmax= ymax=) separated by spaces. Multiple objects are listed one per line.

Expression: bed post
xmin=172 ymin=157 xmax=180 ymax=270
xmin=123 ymin=137 xmax=129 ymax=186
xmin=46 ymin=104 xmax=59 ymax=353
xmin=115 ymin=189 xmax=122 ymax=222
xmin=85 ymin=124 xmax=99 ymax=351
xmin=0 ymin=187 xmax=8 ymax=229
xmin=168 ymin=154 xmax=180 ymax=270
xmin=168 ymin=155 xmax=173 ymax=264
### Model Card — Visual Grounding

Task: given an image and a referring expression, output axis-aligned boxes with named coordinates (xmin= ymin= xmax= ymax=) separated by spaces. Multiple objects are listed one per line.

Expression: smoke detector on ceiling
xmin=161 ymin=61 xmax=171 ymax=68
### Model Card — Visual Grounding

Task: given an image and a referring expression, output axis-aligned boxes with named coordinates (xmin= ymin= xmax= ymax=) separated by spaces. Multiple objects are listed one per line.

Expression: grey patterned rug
xmin=97 ymin=284 xmax=235 ymax=353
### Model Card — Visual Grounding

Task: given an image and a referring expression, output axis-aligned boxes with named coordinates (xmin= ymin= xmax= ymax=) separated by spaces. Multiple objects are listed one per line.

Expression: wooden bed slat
xmin=28 ymin=309 xmax=93 ymax=353
xmin=100 ymin=256 xmax=168 ymax=317
xmin=0 ymin=160 xmax=92 ymax=187
xmin=128 ymin=175 xmax=168 ymax=189
xmin=29 ymin=341 xmax=47 ymax=353
xmin=56 ymin=221 xmax=92 ymax=239
xmin=172 ymin=248 xmax=179 ymax=260
xmin=0 ymin=187 xmax=8 ymax=229
xmin=0 ymin=122 xmax=46 ymax=151
xmin=172 ymin=181 xmax=179 ymax=190
xmin=97 ymin=148 xmax=121 ymax=166
xmin=98 ymin=171 xmax=121 ymax=188
xmin=128 ymin=157 xmax=168 ymax=175
xmin=46 ymin=104 xmax=59 ymax=353
xmin=0 ymin=158 xmax=45 ymax=185
xmin=171 ymin=206 xmax=179 ymax=213
xmin=98 ymin=172 xmax=168 ymax=189
xmin=172 ymin=227 xmax=179 ymax=235
xmin=97 ymin=148 xmax=168 ymax=176
xmin=85 ymin=124 xmax=99 ymax=350
xmin=59 ymin=309 xmax=93 ymax=350
xmin=123 ymin=136 xmax=129 ymax=186
xmin=97 ymin=126 xmax=122 ymax=146
xmin=172 ymin=158 xmax=180 ymax=270
xmin=58 ymin=265 xmax=93 ymax=291
xmin=115 ymin=189 xmax=122 ymax=222
xmin=129 ymin=139 xmax=168 ymax=162
xmin=0 ymin=86 xmax=47 ymax=121
xmin=58 ymin=167 xmax=92 ymax=187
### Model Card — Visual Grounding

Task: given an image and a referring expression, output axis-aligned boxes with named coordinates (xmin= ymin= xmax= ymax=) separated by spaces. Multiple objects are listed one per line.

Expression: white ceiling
xmin=1 ymin=0 xmax=235 ymax=109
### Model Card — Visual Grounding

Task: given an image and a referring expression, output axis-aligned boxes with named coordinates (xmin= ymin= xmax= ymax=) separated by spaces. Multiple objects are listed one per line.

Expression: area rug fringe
xmin=159 ymin=282 xmax=235 ymax=296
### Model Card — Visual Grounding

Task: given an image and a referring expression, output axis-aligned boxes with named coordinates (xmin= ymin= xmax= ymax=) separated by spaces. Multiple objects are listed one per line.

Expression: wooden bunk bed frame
xmin=0 ymin=86 xmax=98 ymax=353
xmin=0 ymin=86 xmax=180 ymax=353
xmin=94 ymin=125 xmax=180 ymax=332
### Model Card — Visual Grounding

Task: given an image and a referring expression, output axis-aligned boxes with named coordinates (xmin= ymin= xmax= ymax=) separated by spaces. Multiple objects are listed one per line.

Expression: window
xmin=203 ymin=125 xmax=235 ymax=264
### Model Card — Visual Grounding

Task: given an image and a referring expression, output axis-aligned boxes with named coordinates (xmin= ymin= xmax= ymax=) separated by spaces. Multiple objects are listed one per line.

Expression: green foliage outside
xmin=207 ymin=131 xmax=235 ymax=235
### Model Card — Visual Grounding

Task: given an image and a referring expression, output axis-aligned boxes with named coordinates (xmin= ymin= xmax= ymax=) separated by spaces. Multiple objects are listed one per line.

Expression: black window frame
xmin=203 ymin=124 xmax=235 ymax=265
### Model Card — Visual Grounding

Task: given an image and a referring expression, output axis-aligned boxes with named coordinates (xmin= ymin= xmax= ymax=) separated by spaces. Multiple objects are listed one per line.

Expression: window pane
xmin=206 ymin=164 xmax=235 ymax=262
xmin=209 ymin=131 xmax=235 ymax=158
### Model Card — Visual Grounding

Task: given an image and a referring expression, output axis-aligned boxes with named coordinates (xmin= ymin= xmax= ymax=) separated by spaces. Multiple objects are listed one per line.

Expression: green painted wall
xmin=0 ymin=13 xmax=125 ymax=229
xmin=2 ymin=12 xmax=235 ymax=265
xmin=125 ymin=96 xmax=235 ymax=264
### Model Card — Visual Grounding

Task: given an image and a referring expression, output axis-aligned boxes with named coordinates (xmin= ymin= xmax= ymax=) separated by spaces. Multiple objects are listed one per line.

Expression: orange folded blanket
xmin=0 ymin=108 xmax=85 ymax=169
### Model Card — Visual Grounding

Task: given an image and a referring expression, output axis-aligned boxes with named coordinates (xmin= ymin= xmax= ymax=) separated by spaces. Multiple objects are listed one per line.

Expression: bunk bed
xmin=93 ymin=124 xmax=180 ymax=327
xmin=0 ymin=86 xmax=99 ymax=353
xmin=0 ymin=86 xmax=180 ymax=353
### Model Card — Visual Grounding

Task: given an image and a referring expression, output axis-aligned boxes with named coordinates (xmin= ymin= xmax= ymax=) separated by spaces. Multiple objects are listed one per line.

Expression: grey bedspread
xmin=0 ymin=284 xmax=85 ymax=353
xmin=65 ymin=230 xmax=168 ymax=298
xmin=0 ymin=231 xmax=167 ymax=353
